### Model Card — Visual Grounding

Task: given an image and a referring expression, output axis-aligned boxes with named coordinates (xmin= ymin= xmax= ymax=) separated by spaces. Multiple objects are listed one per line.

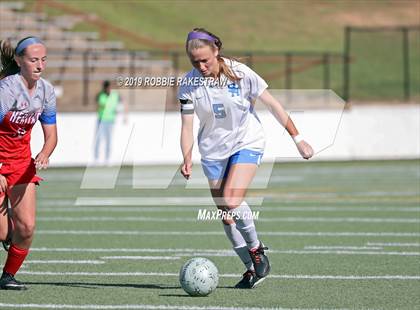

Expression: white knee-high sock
xmin=223 ymin=223 xmax=254 ymax=271
xmin=231 ymin=201 xmax=260 ymax=250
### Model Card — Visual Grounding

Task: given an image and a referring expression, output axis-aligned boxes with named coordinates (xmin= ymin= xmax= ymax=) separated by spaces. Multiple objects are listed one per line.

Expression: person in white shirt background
xmin=179 ymin=28 xmax=314 ymax=289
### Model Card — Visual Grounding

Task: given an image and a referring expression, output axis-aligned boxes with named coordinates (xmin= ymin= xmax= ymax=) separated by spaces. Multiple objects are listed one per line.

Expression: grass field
xmin=21 ymin=0 xmax=416 ymax=52
xmin=0 ymin=160 xmax=419 ymax=309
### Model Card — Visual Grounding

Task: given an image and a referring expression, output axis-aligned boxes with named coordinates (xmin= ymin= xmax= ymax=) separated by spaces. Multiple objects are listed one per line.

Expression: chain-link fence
xmin=41 ymin=25 xmax=420 ymax=110
xmin=45 ymin=50 xmax=344 ymax=111
xmin=343 ymin=26 xmax=420 ymax=102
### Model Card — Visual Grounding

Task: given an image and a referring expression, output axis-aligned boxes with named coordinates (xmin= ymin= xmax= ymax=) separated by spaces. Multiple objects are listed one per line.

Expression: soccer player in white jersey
xmin=0 ymin=37 xmax=57 ymax=290
xmin=179 ymin=28 xmax=313 ymax=289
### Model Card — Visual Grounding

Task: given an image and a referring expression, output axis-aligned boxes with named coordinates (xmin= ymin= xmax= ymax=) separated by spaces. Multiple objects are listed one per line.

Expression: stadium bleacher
xmin=0 ymin=1 xmax=176 ymax=111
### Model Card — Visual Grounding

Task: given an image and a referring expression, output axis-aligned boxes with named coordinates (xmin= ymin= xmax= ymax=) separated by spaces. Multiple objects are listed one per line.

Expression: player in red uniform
xmin=0 ymin=37 xmax=57 ymax=290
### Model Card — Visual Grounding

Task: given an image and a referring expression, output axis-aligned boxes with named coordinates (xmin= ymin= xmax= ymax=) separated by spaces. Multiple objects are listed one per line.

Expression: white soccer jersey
xmin=178 ymin=58 xmax=267 ymax=160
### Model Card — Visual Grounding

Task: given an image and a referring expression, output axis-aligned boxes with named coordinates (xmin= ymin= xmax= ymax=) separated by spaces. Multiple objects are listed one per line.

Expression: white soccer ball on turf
xmin=179 ymin=257 xmax=219 ymax=296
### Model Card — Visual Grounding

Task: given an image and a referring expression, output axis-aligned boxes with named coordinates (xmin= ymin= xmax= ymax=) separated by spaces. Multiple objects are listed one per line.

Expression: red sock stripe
xmin=3 ymin=244 xmax=29 ymax=276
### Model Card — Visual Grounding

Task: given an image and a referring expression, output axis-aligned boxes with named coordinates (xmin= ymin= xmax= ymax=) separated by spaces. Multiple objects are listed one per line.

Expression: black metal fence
xmin=46 ymin=50 xmax=345 ymax=110
xmin=343 ymin=25 xmax=420 ymax=102
xmin=45 ymin=25 xmax=420 ymax=110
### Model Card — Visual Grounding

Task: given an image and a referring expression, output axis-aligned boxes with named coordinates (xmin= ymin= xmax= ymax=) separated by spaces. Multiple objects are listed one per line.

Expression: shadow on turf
xmin=25 ymin=281 xmax=237 ymax=294
xmin=159 ymin=294 xmax=195 ymax=297
xmin=25 ymin=281 xmax=179 ymax=290
xmin=159 ymin=286 xmax=237 ymax=297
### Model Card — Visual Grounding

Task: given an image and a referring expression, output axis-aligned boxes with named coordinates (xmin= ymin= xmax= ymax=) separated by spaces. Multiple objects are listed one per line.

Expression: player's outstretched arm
xmin=259 ymin=89 xmax=314 ymax=160
xmin=35 ymin=124 xmax=57 ymax=169
xmin=180 ymin=114 xmax=194 ymax=179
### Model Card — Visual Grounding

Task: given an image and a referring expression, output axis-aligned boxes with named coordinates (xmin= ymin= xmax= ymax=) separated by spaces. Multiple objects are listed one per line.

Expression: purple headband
xmin=186 ymin=31 xmax=215 ymax=42
xmin=15 ymin=37 xmax=44 ymax=55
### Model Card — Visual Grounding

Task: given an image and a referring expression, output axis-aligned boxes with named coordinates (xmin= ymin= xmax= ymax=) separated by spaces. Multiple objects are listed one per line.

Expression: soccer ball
xmin=179 ymin=257 xmax=219 ymax=296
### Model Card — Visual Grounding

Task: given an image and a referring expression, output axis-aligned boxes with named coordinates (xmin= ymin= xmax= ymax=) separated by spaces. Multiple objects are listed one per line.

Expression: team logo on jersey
xmin=227 ymin=83 xmax=240 ymax=97
xmin=16 ymin=127 xmax=27 ymax=137
xmin=9 ymin=111 xmax=41 ymax=125
xmin=15 ymin=99 xmax=30 ymax=110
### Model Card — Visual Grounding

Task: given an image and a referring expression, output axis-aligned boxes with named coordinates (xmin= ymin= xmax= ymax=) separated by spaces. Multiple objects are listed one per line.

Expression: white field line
xmin=37 ymin=207 xmax=204 ymax=212
xmin=342 ymin=191 xmax=418 ymax=197
xmin=77 ymin=191 xmax=418 ymax=201
xmin=122 ymin=176 xmax=303 ymax=186
xmin=259 ymin=217 xmax=420 ymax=223
xmin=40 ymin=194 xmax=420 ymax=204
xmin=35 ymin=230 xmax=420 ymax=237
xmin=0 ymin=304 xmax=293 ymax=310
xmin=24 ymin=260 xmax=105 ymax=265
xmin=367 ymin=242 xmax=420 ymax=247
xmin=35 ymin=216 xmax=202 ymax=222
xmin=178 ymin=252 xmax=236 ymax=257
xmin=74 ymin=197 xmax=265 ymax=206
xmin=304 ymin=246 xmax=383 ymax=250
xmin=17 ymin=271 xmax=420 ymax=280
xmin=101 ymin=256 xmax=180 ymax=260
xmin=29 ymin=247 xmax=420 ymax=257
xmin=29 ymin=247 xmax=230 ymax=253
xmin=35 ymin=216 xmax=420 ymax=224
xmin=37 ymin=206 xmax=420 ymax=213
xmin=184 ymin=250 xmax=420 ymax=257
xmin=0 ymin=303 xmax=350 ymax=310
xmin=39 ymin=200 xmax=77 ymax=206
xmin=74 ymin=196 xmax=420 ymax=207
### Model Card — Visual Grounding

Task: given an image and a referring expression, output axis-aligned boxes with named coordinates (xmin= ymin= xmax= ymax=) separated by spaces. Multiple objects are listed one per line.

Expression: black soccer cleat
xmin=249 ymin=242 xmax=271 ymax=278
xmin=0 ymin=272 xmax=27 ymax=290
xmin=234 ymin=270 xmax=265 ymax=289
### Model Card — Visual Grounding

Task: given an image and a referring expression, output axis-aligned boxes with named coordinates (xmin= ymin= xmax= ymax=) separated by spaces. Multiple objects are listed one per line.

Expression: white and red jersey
xmin=0 ymin=73 xmax=56 ymax=168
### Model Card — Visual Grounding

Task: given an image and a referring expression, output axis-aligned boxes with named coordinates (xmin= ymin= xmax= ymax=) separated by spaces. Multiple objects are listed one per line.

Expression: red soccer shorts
xmin=0 ymin=159 xmax=42 ymax=197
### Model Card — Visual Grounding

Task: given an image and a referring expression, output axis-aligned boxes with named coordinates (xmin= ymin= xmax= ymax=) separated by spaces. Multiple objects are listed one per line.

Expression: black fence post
xmin=82 ymin=50 xmax=89 ymax=106
xmin=172 ymin=51 xmax=179 ymax=75
xmin=246 ymin=52 xmax=253 ymax=69
xmin=171 ymin=51 xmax=180 ymax=108
xmin=285 ymin=53 xmax=292 ymax=89
xmin=129 ymin=51 xmax=136 ymax=107
xmin=323 ymin=53 xmax=330 ymax=90
xmin=343 ymin=26 xmax=351 ymax=101
xmin=402 ymin=27 xmax=410 ymax=102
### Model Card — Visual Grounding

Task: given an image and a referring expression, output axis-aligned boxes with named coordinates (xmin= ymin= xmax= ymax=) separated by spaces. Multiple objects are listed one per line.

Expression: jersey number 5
xmin=212 ymin=103 xmax=226 ymax=119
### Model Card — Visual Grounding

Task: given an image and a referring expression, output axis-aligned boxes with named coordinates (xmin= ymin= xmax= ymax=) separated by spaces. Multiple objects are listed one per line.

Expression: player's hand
xmin=0 ymin=174 xmax=7 ymax=195
xmin=34 ymin=153 xmax=50 ymax=170
xmin=296 ymin=140 xmax=314 ymax=160
xmin=181 ymin=161 xmax=193 ymax=180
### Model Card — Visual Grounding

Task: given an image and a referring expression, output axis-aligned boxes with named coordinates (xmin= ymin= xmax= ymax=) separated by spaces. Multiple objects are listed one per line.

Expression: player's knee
xmin=16 ymin=222 xmax=36 ymax=240
xmin=223 ymin=193 xmax=242 ymax=210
